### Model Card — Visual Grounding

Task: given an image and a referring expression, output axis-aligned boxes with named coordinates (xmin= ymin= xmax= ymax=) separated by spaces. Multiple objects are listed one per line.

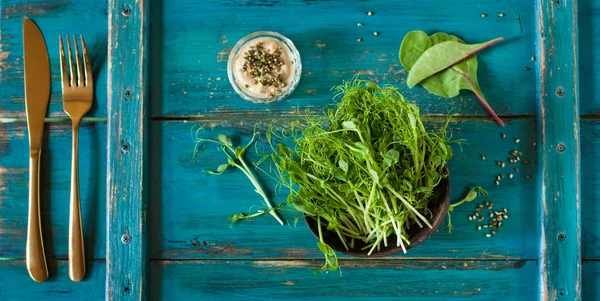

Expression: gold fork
xmin=59 ymin=35 xmax=93 ymax=282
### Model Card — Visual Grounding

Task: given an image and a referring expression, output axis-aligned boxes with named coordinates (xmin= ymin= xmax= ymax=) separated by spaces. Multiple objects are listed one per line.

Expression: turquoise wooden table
xmin=0 ymin=0 xmax=596 ymax=300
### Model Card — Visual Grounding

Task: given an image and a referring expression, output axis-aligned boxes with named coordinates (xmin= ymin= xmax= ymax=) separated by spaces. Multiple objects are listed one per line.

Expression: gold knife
xmin=23 ymin=18 xmax=50 ymax=283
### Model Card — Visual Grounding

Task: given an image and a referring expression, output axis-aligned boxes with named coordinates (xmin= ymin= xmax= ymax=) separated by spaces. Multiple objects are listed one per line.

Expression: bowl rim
xmin=304 ymin=170 xmax=451 ymax=258
xmin=227 ymin=31 xmax=302 ymax=104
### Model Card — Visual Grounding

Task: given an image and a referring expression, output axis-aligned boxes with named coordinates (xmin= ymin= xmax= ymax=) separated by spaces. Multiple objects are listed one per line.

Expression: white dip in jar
xmin=228 ymin=32 xmax=301 ymax=103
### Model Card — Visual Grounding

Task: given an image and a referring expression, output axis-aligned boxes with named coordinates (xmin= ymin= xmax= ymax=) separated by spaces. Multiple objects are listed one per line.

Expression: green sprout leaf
xmin=217 ymin=133 xmax=233 ymax=147
xmin=208 ymin=163 xmax=230 ymax=175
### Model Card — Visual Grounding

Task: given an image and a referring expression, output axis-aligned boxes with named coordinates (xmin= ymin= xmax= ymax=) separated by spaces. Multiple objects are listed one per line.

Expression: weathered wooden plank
xmin=0 ymin=0 xmax=108 ymax=118
xmin=150 ymin=0 xmax=536 ymax=118
xmin=107 ymin=0 xmax=148 ymax=299
xmin=578 ymin=0 xmax=600 ymax=115
xmin=580 ymin=120 xmax=600 ymax=259
xmin=149 ymin=259 xmax=538 ymax=300
xmin=0 ymin=259 xmax=539 ymax=300
xmin=0 ymin=122 xmax=106 ymax=259
xmin=537 ymin=0 xmax=581 ymax=300
xmin=149 ymin=119 xmax=537 ymax=260
xmin=582 ymin=261 xmax=600 ymax=300
xmin=0 ymin=260 xmax=105 ymax=300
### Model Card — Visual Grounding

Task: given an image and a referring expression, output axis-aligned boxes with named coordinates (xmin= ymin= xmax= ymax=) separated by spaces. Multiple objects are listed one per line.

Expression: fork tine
xmin=79 ymin=35 xmax=92 ymax=87
xmin=73 ymin=35 xmax=83 ymax=87
xmin=59 ymin=36 xmax=69 ymax=88
xmin=65 ymin=35 xmax=75 ymax=87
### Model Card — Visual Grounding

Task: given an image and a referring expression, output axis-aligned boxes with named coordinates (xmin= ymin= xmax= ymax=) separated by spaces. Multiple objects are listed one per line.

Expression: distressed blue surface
xmin=0 ymin=0 xmax=597 ymax=300
xmin=150 ymin=119 xmax=538 ymax=260
xmin=106 ymin=0 xmax=148 ymax=300
xmin=151 ymin=0 xmax=536 ymax=118
xmin=0 ymin=122 xmax=107 ymax=259
xmin=0 ymin=0 xmax=109 ymax=118
xmin=537 ymin=0 xmax=582 ymax=299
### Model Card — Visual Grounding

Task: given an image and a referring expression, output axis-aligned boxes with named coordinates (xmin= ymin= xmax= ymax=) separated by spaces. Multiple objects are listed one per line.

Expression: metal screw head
xmin=122 ymin=4 xmax=132 ymax=17
xmin=121 ymin=140 xmax=130 ymax=153
xmin=121 ymin=233 xmax=131 ymax=244
xmin=556 ymin=143 xmax=566 ymax=153
xmin=555 ymin=87 xmax=565 ymax=98
xmin=557 ymin=232 xmax=567 ymax=241
xmin=559 ymin=289 xmax=566 ymax=296
xmin=124 ymin=86 xmax=133 ymax=100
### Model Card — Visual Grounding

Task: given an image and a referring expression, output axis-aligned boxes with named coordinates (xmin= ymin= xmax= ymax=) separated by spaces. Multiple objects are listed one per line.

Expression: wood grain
xmin=149 ymin=0 xmax=536 ymax=118
xmin=0 ymin=260 xmax=105 ymax=300
xmin=537 ymin=0 xmax=581 ymax=300
xmin=0 ymin=259 xmax=538 ymax=300
xmin=0 ymin=0 xmax=109 ymax=118
xmin=149 ymin=259 xmax=538 ymax=300
xmin=0 ymin=122 xmax=106 ymax=259
xmin=580 ymin=119 xmax=600 ymax=259
xmin=149 ymin=119 xmax=538 ymax=260
xmin=579 ymin=0 xmax=600 ymax=115
xmin=107 ymin=0 xmax=148 ymax=299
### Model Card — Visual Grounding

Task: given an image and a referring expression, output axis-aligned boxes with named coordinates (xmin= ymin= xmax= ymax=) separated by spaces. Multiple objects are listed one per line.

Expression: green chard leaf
xmin=406 ymin=38 xmax=503 ymax=88
xmin=399 ymin=30 xmax=505 ymax=126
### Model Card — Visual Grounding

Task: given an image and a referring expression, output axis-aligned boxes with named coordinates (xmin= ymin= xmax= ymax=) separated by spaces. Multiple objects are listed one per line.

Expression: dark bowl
xmin=305 ymin=174 xmax=450 ymax=257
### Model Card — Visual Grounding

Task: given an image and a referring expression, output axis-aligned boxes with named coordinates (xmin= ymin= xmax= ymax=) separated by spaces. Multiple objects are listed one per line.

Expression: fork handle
xmin=68 ymin=122 xmax=85 ymax=282
xmin=27 ymin=151 xmax=49 ymax=282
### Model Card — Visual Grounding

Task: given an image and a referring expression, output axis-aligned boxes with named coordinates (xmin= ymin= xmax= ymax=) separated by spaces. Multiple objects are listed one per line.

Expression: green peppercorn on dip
xmin=233 ymin=37 xmax=295 ymax=98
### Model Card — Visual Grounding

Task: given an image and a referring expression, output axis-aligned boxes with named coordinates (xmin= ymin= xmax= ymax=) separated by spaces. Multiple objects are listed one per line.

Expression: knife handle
xmin=68 ymin=123 xmax=85 ymax=282
xmin=26 ymin=152 xmax=48 ymax=282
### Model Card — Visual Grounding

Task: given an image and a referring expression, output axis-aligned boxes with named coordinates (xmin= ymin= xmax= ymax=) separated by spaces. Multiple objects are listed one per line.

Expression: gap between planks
xmin=2 ymin=115 xmax=600 ymax=124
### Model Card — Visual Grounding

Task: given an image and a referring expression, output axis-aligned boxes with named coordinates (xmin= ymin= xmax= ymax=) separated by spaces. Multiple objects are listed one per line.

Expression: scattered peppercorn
xmin=373 ymin=32 xmax=379 ymax=36
xmin=367 ymin=11 xmax=374 ymax=16
xmin=481 ymin=13 xmax=488 ymax=18
xmin=509 ymin=173 xmax=514 ymax=179
xmin=481 ymin=155 xmax=486 ymax=160
xmin=357 ymin=23 xmax=364 ymax=27
xmin=524 ymin=67 xmax=530 ymax=71
xmin=515 ymin=138 xmax=521 ymax=143
xmin=498 ymin=13 xmax=505 ymax=17
xmin=357 ymin=38 xmax=363 ymax=42
xmin=242 ymin=42 xmax=287 ymax=94
xmin=501 ymin=133 xmax=506 ymax=138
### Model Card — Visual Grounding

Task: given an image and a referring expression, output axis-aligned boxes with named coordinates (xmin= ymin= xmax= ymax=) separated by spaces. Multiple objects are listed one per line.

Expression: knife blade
xmin=23 ymin=18 xmax=50 ymax=283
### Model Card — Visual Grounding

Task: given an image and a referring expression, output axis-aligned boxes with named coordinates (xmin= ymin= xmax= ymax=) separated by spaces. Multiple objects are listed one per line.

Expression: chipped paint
xmin=253 ymin=260 xmax=311 ymax=268
xmin=3 ymin=1 xmax=70 ymax=17
xmin=0 ymin=51 xmax=8 ymax=69
xmin=217 ymin=47 xmax=233 ymax=62
xmin=316 ymin=43 xmax=326 ymax=50
xmin=282 ymin=281 xmax=295 ymax=286
xmin=356 ymin=70 xmax=374 ymax=75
